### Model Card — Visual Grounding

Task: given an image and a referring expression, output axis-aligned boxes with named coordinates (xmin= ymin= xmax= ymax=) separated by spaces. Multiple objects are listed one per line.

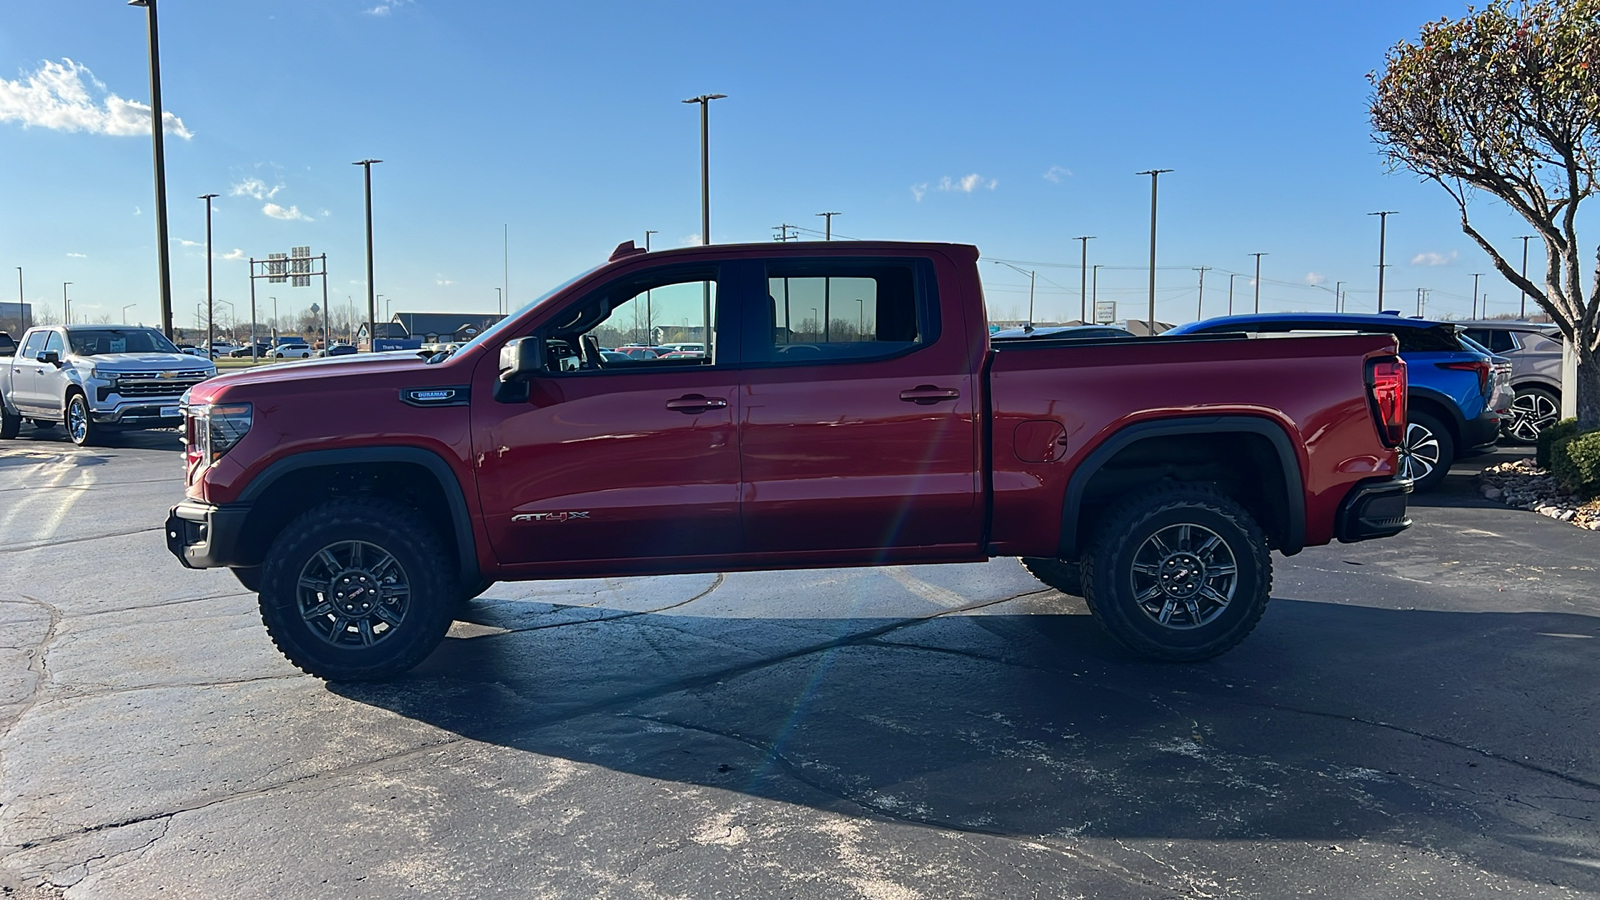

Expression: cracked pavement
xmin=0 ymin=428 xmax=1597 ymax=898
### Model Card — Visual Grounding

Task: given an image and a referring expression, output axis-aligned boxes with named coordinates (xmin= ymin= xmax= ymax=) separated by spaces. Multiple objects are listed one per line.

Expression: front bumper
xmin=166 ymin=499 xmax=252 ymax=569
xmin=1335 ymin=476 xmax=1413 ymax=543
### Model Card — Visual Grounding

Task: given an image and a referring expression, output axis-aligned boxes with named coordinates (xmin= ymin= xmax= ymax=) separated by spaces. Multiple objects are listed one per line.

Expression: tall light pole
xmin=122 ymin=303 xmax=136 ymax=322
xmin=1228 ymin=273 xmax=1240 ymax=315
xmin=855 ymin=298 xmax=864 ymax=339
xmin=1334 ymin=280 xmax=1344 ymax=313
xmin=1471 ymin=273 xmax=1484 ymax=318
xmin=992 ymin=261 xmax=1037 ymax=325
xmin=14 ymin=267 xmax=24 ymax=330
xmin=1518 ymin=235 xmax=1535 ymax=317
xmin=1136 ymin=169 xmax=1172 ymax=334
xmin=1075 ymin=236 xmax=1095 ymax=323
xmin=354 ymin=159 xmax=382 ymax=351
xmin=127 ymin=0 xmax=174 ymax=339
xmin=1250 ymin=253 xmax=1268 ymax=313
xmin=1369 ymin=210 xmax=1398 ymax=312
xmin=1092 ymin=265 xmax=1102 ymax=314
xmin=817 ymin=212 xmax=839 ymax=240
xmin=1194 ymin=266 xmax=1210 ymax=320
xmin=644 ymin=230 xmax=657 ymax=340
xmin=62 ymin=282 xmax=72 ymax=324
xmin=683 ymin=94 xmax=724 ymax=357
xmin=494 ymin=288 xmax=501 ymax=316
xmin=199 ymin=192 xmax=218 ymax=352
xmin=270 ymin=296 xmax=278 ymax=341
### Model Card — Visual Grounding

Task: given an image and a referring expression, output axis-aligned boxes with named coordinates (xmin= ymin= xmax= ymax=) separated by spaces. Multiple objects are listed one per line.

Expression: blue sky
xmin=1 ymin=0 xmax=1581 ymax=331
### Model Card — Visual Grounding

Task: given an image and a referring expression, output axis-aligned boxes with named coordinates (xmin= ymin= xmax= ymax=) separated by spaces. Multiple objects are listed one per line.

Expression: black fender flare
xmin=237 ymin=446 xmax=480 ymax=585
xmin=1057 ymin=415 xmax=1306 ymax=559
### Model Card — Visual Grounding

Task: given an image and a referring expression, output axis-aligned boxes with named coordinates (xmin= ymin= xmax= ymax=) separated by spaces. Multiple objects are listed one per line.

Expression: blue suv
xmin=1166 ymin=313 xmax=1508 ymax=491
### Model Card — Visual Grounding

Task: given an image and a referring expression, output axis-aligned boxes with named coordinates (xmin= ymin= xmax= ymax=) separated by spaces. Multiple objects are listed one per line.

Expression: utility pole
xmin=1136 ymin=169 xmax=1173 ymax=334
xmin=1518 ymin=235 xmax=1534 ymax=318
xmin=816 ymin=212 xmax=839 ymax=240
xmin=128 ymin=0 xmax=173 ymax=339
xmin=1416 ymin=287 xmax=1429 ymax=317
xmin=1250 ymin=253 xmax=1268 ymax=313
xmin=199 ymin=192 xmax=218 ymax=353
xmin=1075 ymin=236 xmax=1095 ymax=323
xmin=992 ymin=261 xmax=1037 ymax=326
xmin=1334 ymin=280 xmax=1344 ymax=313
xmin=773 ymin=223 xmax=798 ymax=241
xmin=353 ymin=158 xmax=382 ymax=351
xmin=1471 ymin=273 xmax=1484 ymax=319
xmin=1228 ymin=273 xmax=1239 ymax=316
xmin=1194 ymin=266 xmax=1210 ymax=321
xmin=1369 ymin=210 xmax=1398 ymax=312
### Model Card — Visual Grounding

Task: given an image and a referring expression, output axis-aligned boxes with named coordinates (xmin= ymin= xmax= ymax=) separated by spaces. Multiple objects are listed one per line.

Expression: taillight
xmin=1438 ymin=359 xmax=1490 ymax=398
xmin=1367 ymin=357 xmax=1407 ymax=448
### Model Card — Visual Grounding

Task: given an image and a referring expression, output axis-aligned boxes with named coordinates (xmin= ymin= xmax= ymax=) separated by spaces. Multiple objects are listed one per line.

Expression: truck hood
xmin=193 ymin=350 xmax=444 ymax=396
xmin=82 ymin=352 xmax=213 ymax=372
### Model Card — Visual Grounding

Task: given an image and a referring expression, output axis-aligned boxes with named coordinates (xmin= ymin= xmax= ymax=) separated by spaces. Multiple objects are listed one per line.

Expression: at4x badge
xmin=511 ymin=511 xmax=591 ymax=523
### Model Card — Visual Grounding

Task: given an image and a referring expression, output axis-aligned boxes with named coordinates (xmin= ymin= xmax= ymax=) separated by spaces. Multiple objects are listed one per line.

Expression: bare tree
xmin=1370 ymin=0 xmax=1600 ymax=427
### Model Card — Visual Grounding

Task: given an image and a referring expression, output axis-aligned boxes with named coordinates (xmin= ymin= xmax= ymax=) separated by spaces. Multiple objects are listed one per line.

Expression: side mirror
xmin=39 ymin=350 xmax=60 ymax=366
xmin=498 ymin=336 xmax=546 ymax=383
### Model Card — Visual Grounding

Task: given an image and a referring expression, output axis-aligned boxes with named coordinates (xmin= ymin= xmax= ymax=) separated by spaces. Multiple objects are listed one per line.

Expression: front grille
xmin=115 ymin=371 xmax=209 ymax=398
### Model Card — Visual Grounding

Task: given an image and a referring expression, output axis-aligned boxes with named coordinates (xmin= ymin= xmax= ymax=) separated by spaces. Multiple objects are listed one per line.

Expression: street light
xmin=127 ymin=0 xmax=174 ymax=339
xmin=270 ymin=296 xmax=278 ymax=341
xmin=14 ymin=267 xmax=25 ymax=330
xmin=683 ymin=94 xmax=724 ymax=358
xmin=122 ymin=303 xmax=136 ymax=322
xmin=1228 ymin=273 xmax=1240 ymax=315
xmin=1136 ymin=169 xmax=1173 ymax=334
xmin=199 ymin=192 xmax=218 ymax=352
xmin=1075 ymin=236 xmax=1095 ymax=323
xmin=62 ymin=282 xmax=72 ymax=324
xmin=354 ymin=158 xmax=383 ymax=351
xmin=992 ymin=261 xmax=1037 ymax=326
xmin=1250 ymin=252 xmax=1268 ymax=314
xmin=810 ymin=307 xmax=819 ymax=341
xmin=216 ymin=298 xmax=234 ymax=343
xmin=1092 ymin=265 xmax=1102 ymax=318
xmin=855 ymin=298 xmax=864 ymax=340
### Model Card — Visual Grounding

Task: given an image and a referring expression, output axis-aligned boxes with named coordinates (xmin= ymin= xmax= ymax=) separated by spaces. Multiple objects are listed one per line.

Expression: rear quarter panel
xmin=987 ymin=333 xmax=1400 ymax=556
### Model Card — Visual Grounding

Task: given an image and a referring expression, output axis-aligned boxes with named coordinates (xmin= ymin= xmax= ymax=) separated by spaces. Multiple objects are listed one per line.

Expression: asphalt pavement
xmin=0 ymin=427 xmax=1596 ymax=899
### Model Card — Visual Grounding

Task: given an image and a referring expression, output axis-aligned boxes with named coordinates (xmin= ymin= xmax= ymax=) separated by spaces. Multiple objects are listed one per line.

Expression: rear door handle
xmin=665 ymin=394 xmax=728 ymax=413
xmin=900 ymin=385 xmax=960 ymax=404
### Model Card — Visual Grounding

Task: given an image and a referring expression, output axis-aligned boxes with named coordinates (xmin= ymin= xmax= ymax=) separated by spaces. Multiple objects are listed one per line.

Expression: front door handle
xmin=900 ymin=385 xmax=960 ymax=405
xmin=665 ymin=394 xmax=728 ymax=413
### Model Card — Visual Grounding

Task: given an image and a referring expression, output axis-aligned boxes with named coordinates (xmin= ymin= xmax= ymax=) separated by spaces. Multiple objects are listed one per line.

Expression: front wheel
xmin=1081 ymin=484 xmax=1272 ymax=662
xmin=258 ymin=497 xmax=454 ymax=681
xmin=65 ymin=393 xmax=99 ymax=446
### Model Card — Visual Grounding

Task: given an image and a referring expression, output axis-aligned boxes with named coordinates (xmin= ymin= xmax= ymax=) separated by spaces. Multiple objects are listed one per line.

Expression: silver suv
xmin=1459 ymin=321 xmax=1562 ymax=443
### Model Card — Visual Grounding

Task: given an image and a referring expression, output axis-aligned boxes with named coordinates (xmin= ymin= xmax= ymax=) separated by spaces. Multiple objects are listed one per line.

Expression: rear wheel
xmin=1504 ymin=386 xmax=1560 ymax=444
xmin=1397 ymin=411 xmax=1453 ymax=492
xmin=1081 ymin=484 xmax=1272 ymax=662
xmin=258 ymin=497 xmax=453 ymax=681
xmin=1021 ymin=557 xmax=1082 ymax=596
xmin=0 ymin=405 xmax=19 ymax=440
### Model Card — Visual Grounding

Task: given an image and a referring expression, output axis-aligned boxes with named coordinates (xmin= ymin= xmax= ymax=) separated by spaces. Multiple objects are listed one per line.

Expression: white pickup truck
xmin=0 ymin=324 xmax=215 ymax=445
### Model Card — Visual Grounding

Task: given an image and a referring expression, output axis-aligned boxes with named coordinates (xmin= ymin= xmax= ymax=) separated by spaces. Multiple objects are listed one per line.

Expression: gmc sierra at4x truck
xmin=166 ymin=241 xmax=1411 ymax=680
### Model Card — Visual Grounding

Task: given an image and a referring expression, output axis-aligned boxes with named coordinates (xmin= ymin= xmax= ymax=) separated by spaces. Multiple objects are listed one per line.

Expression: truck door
xmin=736 ymin=256 xmax=982 ymax=557
xmin=472 ymin=264 xmax=745 ymax=567
xmin=10 ymin=331 xmax=49 ymax=416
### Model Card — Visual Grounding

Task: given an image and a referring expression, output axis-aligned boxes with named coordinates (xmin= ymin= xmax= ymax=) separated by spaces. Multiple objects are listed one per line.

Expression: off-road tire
xmin=0 ymin=404 xmax=19 ymax=440
xmin=1080 ymin=483 xmax=1272 ymax=662
xmin=1399 ymin=411 xmax=1453 ymax=493
xmin=1021 ymin=556 xmax=1082 ymax=596
xmin=258 ymin=497 xmax=453 ymax=681
xmin=65 ymin=393 xmax=98 ymax=446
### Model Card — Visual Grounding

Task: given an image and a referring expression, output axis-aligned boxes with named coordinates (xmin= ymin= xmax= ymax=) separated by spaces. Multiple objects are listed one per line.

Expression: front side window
xmin=757 ymin=260 xmax=929 ymax=364
xmin=21 ymin=331 xmax=47 ymax=359
xmin=43 ymin=331 xmax=64 ymax=357
xmin=541 ymin=271 xmax=718 ymax=374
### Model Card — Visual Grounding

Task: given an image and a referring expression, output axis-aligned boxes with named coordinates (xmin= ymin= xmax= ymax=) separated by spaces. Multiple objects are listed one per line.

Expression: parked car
xmin=167 ymin=239 xmax=1411 ymax=680
xmin=316 ymin=344 xmax=359 ymax=358
xmin=659 ymin=342 xmax=706 ymax=354
xmin=0 ymin=332 xmax=17 ymax=358
xmin=1166 ymin=312 xmax=1509 ymax=491
xmin=268 ymin=344 xmax=313 ymax=359
xmin=0 ymin=324 xmax=215 ymax=445
xmin=231 ymin=342 xmax=274 ymax=358
xmin=1459 ymin=321 xmax=1563 ymax=443
xmin=619 ymin=346 xmax=665 ymax=360
xmin=990 ymin=324 xmax=1137 ymax=341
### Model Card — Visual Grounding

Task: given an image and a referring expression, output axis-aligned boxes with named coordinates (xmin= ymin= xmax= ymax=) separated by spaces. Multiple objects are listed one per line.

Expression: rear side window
xmin=755 ymin=259 xmax=934 ymax=364
xmin=1462 ymin=328 xmax=1518 ymax=353
xmin=0 ymin=333 xmax=16 ymax=357
xmin=1392 ymin=325 xmax=1466 ymax=353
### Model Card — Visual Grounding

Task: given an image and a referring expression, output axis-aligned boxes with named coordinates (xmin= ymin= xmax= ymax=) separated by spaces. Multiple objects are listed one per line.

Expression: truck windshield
xmin=68 ymin=329 xmax=179 ymax=356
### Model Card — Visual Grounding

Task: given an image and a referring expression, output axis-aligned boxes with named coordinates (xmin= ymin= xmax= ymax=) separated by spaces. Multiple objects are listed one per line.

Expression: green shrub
xmin=1550 ymin=430 xmax=1600 ymax=498
xmin=1537 ymin=418 xmax=1582 ymax=469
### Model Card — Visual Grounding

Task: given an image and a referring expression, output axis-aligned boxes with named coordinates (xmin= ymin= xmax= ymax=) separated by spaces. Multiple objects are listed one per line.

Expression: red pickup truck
xmin=166 ymin=241 xmax=1411 ymax=680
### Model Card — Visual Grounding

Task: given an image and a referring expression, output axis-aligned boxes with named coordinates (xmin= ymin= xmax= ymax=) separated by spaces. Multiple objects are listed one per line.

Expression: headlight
xmin=185 ymin=401 xmax=252 ymax=465
xmin=88 ymin=365 xmax=118 ymax=390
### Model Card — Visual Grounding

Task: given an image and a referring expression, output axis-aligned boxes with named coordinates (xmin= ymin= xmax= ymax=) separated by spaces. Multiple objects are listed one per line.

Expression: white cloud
xmin=1042 ymin=165 xmax=1072 ymax=183
xmin=178 ymin=238 xmax=201 ymax=248
xmin=679 ymin=233 xmax=702 ymax=246
xmin=319 ymin=209 xmax=332 ymax=218
xmin=222 ymin=249 xmax=245 ymax=260
xmin=230 ymin=177 xmax=281 ymax=201
xmin=133 ymin=206 xmax=141 ymax=216
xmin=0 ymin=59 xmax=191 ymax=139
xmin=1411 ymin=250 xmax=1458 ymax=266
xmin=435 ymin=276 xmax=454 ymax=286
xmin=66 ymin=252 xmax=86 ymax=258
xmin=938 ymin=173 xmax=997 ymax=193
xmin=262 ymin=203 xmax=311 ymax=221
xmin=911 ymin=183 xmax=928 ymax=202
xmin=365 ymin=0 xmax=411 ymax=15
xmin=1305 ymin=272 xmax=1327 ymax=286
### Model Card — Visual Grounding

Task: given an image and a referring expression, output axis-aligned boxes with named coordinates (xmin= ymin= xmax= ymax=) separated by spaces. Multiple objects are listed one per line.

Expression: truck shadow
xmin=331 ymin=595 xmax=1600 ymax=885
xmin=7 ymin=423 xmax=183 ymax=453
